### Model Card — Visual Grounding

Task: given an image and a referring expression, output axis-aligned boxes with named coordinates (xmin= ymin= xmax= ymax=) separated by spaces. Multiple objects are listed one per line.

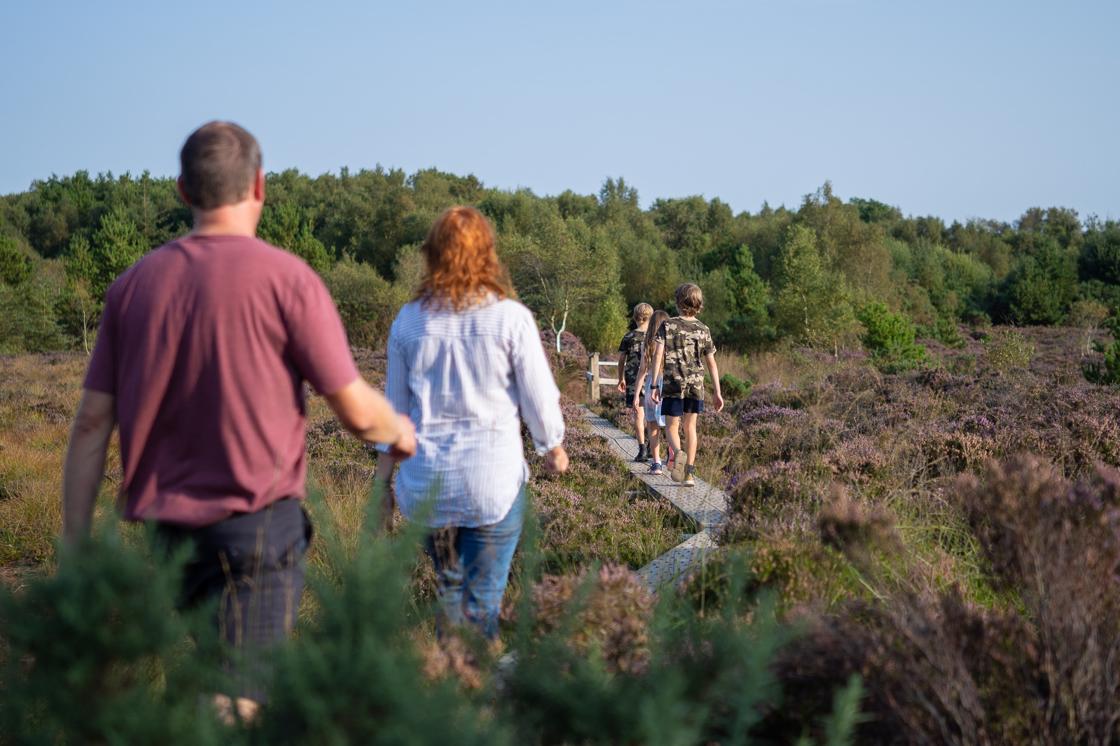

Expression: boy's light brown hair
xmin=675 ymin=283 xmax=704 ymax=316
xmin=632 ymin=302 xmax=653 ymax=325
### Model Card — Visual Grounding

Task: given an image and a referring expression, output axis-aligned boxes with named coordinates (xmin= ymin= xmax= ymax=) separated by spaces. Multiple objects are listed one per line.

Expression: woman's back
xmin=386 ymin=296 xmax=563 ymax=527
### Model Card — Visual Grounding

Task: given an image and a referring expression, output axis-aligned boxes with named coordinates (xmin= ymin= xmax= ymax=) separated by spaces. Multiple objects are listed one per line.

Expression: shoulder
xmin=389 ymin=299 xmax=425 ymax=338
xmin=493 ymin=298 xmax=537 ymax=327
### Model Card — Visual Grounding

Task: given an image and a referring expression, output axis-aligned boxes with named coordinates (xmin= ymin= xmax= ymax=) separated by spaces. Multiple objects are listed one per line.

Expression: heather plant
xmin=982 ymin=327 xmax=1034 ymax=373
xmin=1082 ymin=310 xmax=1120 ymax=385
xmin=501 ymin=550 xmax=862 ymax=745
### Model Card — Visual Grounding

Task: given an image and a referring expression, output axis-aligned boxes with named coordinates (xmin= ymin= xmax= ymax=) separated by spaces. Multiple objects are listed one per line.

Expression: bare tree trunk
xmin=550 ymin=302 xmax=570 ymax=354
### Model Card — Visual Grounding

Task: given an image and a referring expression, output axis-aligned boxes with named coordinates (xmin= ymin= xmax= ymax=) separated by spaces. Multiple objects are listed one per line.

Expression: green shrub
xmin=926 ymin=314 xmax=966 ymax=349
xmin=1083 ymin=312 xmax=1120 ymax=385
xmin=324 ymin=258 xmax=408 ymax=348
xmin=857 ymin=302 xmax=927 ymax=373
xmin=720 ymin=372 xmax=752 ymax=400
xmin=983 ymin=328 xmax=1035 ymax=374
xmin=0 ymin=526 xmax=227 ymax=744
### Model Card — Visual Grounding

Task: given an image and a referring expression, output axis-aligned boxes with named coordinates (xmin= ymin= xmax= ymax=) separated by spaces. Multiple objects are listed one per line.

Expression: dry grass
xmin=0 ymin=354 xmax=120 ymax=569
xmin=0 ymin=350 xmax=680 ymax=593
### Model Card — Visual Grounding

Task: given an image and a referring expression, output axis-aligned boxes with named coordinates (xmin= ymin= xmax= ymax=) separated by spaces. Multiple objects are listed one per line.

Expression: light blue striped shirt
xmin=385 ymin=296 xmax=565 ymax=527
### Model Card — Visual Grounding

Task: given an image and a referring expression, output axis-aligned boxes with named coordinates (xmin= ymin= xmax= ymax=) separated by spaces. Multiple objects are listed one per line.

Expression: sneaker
xmin=634 ymin=443 xmax=649 ymax=463
xmin=648 ymin=461 xmax=663 ymax=475
xmin=670 ymin=457 xmax=688 ymax=483
xmin=682 ymin=466 xmax=697 ymax=486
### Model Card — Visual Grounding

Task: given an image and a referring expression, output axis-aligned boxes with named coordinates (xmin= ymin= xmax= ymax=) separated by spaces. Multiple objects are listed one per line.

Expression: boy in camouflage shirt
xmin=617 ymin=303 xmax=653 ymax=462
xmin=650 ymin=284 xmax=724 ymax=485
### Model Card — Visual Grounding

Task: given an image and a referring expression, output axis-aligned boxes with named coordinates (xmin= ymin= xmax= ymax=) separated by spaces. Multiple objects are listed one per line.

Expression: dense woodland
xmin=2 ymin=167 xmax=1119 ymax=356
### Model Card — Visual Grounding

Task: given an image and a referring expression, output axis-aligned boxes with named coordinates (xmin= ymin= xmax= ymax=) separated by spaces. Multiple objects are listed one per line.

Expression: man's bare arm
xmin=324 ymin=378 xmax=416 ymax=457
xmin=62 ymin=390 xmax=116 ymax=544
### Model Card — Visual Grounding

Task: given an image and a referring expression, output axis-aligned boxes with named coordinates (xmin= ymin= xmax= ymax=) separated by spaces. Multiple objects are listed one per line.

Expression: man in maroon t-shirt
xmin=61 ymin=121 xmax=416 ymax=711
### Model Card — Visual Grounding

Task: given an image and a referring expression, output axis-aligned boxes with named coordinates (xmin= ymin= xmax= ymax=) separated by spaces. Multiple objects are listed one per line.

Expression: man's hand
xmin=713 ymin=392 xmax=725 ymax=413
xmin=388 ymin=414 xmax=417 ymax=459
xmin=544 ymin=446 xmax=569 ymax=474
xmin=616 ymin=379 xmax=626 ymax=394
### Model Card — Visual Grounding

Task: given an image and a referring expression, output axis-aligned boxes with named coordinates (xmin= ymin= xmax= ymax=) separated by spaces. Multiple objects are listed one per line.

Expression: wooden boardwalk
xmin=580 ymin=407 xmax=730 ymax=593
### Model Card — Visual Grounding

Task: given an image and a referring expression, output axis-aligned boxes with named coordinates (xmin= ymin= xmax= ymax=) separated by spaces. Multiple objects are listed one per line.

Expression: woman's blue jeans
xmin=425 ymin=488 xmax=525 ymax=640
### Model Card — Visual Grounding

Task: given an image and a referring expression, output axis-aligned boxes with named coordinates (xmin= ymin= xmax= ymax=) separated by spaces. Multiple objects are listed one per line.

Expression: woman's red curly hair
xmin=416 ymin=206 xmax=514 ymax=311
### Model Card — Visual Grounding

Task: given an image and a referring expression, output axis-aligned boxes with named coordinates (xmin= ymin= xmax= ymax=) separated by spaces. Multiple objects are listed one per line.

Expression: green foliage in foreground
xmin=0 ymin=490 xmax=861 ymax=745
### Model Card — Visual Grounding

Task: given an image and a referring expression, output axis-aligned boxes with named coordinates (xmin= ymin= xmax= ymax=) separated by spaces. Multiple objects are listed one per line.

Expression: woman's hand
xmin=544 ymin=445 xmax=569 ymax=474
xmin=650 ymin=387 xmax=662 ymax=405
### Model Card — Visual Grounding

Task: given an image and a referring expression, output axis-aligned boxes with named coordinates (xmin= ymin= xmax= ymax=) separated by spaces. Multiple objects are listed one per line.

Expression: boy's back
xmin=657 ymin=316 xmax=715 ymax=399
xmin=618 ymin=327 xmax=645 ymax=392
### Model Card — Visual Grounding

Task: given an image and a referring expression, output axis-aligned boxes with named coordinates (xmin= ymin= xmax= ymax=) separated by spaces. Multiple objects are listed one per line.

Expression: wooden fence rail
xmin=585 ymin=353 xmax=619 ymax=403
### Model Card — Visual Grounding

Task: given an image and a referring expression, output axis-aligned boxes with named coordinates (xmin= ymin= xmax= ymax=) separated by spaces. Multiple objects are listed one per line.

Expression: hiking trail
xmin=579 ymin=406 xmax=729 ymax=593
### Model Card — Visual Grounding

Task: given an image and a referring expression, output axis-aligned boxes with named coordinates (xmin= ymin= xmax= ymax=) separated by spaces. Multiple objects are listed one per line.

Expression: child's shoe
xmin=633 ymin=443 xmax=649 ymax=463
xmin=682 ymin=465 xmax=696 ymax=486
xmin=670 ymin=457 xmax=688 ymax=483
xmin=648 ymin=461 xmax=663 ymax=475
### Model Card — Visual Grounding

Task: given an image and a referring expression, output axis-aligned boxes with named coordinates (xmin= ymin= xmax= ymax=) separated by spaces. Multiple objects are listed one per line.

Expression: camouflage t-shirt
xmin=618 ymin=328 xmax=645 ymax=391
xmin=656 ymin=316 xmax=716 ymax=400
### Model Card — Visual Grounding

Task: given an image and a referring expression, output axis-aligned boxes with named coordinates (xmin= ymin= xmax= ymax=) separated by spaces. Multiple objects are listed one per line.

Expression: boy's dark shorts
xmin=662 ymin=397 xmax=704 ymax=417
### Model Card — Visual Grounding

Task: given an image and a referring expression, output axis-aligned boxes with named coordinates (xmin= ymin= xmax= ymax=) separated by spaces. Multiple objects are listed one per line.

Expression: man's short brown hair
xmin=179 ymin=121 xmax=262 ymax=210
xmin=675 ymin=283 xmax=704 ymax=315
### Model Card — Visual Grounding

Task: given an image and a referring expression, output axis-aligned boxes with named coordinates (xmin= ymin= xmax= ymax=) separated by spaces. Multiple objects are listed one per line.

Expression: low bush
xmin=1082 ymin=312 xmax=1120 ymax=385
xmin=983 ymin=327 xmax=1034 ymax=373
xmin=720 ymin=372 xmax=751 ymax=400
xmin=857 ymin=302 xmax=927 ymax=373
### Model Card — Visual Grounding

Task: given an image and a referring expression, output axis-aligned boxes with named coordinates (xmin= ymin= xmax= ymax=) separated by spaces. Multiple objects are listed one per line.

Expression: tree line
xmin=2 ymin=168 xmax=1118 ymax=355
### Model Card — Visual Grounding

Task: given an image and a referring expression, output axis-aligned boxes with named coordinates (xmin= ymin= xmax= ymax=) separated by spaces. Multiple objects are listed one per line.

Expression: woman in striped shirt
xmin=379 ymin=205 xmax=568 ymax=641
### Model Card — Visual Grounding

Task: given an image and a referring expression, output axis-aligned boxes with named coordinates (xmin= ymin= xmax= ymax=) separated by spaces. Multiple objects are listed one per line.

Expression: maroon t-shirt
xmin=84 ymin=235 xmax=359 ymax=527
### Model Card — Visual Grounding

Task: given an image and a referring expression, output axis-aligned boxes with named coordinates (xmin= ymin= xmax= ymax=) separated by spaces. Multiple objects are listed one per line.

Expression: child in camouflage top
xmin=617 ymin=303 xmax=652 ymax=462
xmin=650 ymin=284 xmax=724 ymax=486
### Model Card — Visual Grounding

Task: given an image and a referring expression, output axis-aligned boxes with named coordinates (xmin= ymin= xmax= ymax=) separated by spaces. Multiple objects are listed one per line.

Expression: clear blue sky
xmin=2 ymin=0 xmax=1117 ymax=224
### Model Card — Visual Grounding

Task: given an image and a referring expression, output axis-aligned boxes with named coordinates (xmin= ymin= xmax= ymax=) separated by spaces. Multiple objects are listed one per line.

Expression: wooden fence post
xmin=588 ymin=352 xmax=600 ymax=403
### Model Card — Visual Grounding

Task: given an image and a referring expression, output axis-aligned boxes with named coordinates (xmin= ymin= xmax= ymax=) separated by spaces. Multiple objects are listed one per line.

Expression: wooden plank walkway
xmin=580 ymin=407 xmax=730 ymax=593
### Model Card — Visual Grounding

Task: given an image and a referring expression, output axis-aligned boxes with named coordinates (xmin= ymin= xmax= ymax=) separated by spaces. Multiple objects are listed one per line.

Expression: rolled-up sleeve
xmin=511 ymin=309 xmax=565 ymax=454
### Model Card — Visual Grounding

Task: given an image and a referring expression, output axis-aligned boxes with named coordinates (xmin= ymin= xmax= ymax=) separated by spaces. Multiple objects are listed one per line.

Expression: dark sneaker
xmin=634 ymin=443 xmax=649 ymax=463
xmin=648 ymin=462 xmax=663 ymax=475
